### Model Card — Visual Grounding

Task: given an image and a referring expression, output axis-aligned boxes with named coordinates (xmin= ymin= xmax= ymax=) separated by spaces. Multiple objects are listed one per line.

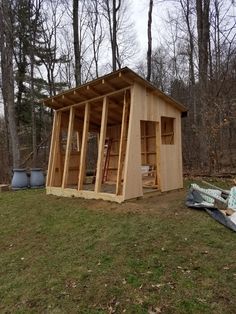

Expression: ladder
xmin=102 ymin=138 xmax=113 ymax=183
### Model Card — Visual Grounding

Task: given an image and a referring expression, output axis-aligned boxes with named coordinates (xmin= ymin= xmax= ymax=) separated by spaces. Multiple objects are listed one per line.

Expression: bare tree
xmin=179 ymin=0 xmax=195 ymax=85
xmin=0 ymin=0 xmax=20 ymax=168
xmin=87 ymin=0 xmax=104 ymax=78
xmin=196 ymin=0 xmax=210 ymax=86
xmin=73 ymin=0 xmax=81 ymax=85
xmin=102 ymin=0 xmax=136 ymax=71
xmin=40 ymin=0 xmax=64 ymax=97
xmin=147 ymin=0 xmax=153 ymax=81
xmin=28 ymin=0 xmax=43 ymax=166
xmin=112 ymin=0 xmax=121 ymax=70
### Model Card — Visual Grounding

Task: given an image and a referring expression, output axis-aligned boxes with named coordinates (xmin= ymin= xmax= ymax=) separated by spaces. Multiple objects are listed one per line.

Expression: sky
xmin=131 ymin=0 xmax=166 ymax=56
xmin=132 ymin=1 xmax=149 ymax=52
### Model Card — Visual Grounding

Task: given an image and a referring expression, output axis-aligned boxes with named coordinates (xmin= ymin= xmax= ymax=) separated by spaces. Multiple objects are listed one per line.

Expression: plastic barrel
xmin=11 ymin=169 xmax=28 ymax=190
xmin=30 ymin=168 xmax=45 ymax=188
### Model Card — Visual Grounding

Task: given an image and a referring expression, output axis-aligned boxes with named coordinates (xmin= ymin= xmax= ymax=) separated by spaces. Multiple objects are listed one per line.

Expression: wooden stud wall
xmin=141 ymin=121 xmax=157 ymax=166
xmin=123 ymin=85 xmax=143 ymax=200
xmin=46 ymin=80 xmax=183 ymax=202
xmin=116 ymin=90 xmax=130 ymax=195
xmin=46 ymin=112 xmax=58 ymax=187
xmin=95 ymin=97 xmax=109 ymax=193
xmin=78 ymin=103 xmax=90 ymax=190
xmin=105 ymin=125 xmax=121 ymax=182
xmin=48 ymin=111 xmax=62 ymax=187
xmin=140 ymin=120 xmax=159 ymax=189
xmin=62 ymin=107 xmax=75 ymax=188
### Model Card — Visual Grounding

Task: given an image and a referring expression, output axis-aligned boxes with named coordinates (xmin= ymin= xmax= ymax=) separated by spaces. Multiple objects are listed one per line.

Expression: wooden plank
xmin=155 ymin=122 xmax=161 ymax=189
xmin=0 ymin=184 xmax=9 ymax=192
xmin=86 ymin=85 xmax=102 ymax=96
xmin=102 ymin=79 xmax=116 ymax=91
xmin=123 ymin=84 xmax=143 ymax=200
xmin=46 ymin=112 xmax=57 ymax=187
xmin=95 ymin=96 xmax=108 ymax=193
xmin=92 ymin=105 xmax=119 ymax=124
xmin=57 ymin=87 xmax=131 ymax=112
xmin=62 ymin=95 xmax=74 ymax=105
xmin=49 ymin=111 xmax=62 ymax=186
xmin=51 ymin=98 xmax=63 ymax=108
xmin=116 ymin=91 xmax=130 ymax=195
xmin=144 ymin=122 xmax=148 ymax=164
xmin=61 ymin=107 xmax=75 ymax=189
xmin=46 ymin=186 xmax=124 ymax=203
xmin=73 ymin=90 xmax=87 ymax=101
xmin=118 ymin=72 xmax=133 ymax=84
xmin=78 ymin=103 xmax=90 ymax=190
xmin=159 ymin=103 xmax=183 ymax=191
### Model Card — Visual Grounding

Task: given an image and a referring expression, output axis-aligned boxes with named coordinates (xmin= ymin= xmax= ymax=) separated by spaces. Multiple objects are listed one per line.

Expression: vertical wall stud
xmin=78 ymin=103 xmax=90 ymax=190
xmin=155 ymin=122 xmax=161 ymax=189
xmin=95 ymin=97 xmax=108 ymax=193
xmin=49 ymin=111 xmax=62 ymax=187
xmin=61 ymin=107 xmax=75 ymax=189
xmin=116 ymin=90 xmax=130 ymax=195
xmin=46 ymin=111 xmax=57 ymax=187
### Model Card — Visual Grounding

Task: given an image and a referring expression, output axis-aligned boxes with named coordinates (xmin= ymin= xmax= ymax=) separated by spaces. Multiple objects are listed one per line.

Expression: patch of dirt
xmin=76 ymin=189 xmax=187 ymax=214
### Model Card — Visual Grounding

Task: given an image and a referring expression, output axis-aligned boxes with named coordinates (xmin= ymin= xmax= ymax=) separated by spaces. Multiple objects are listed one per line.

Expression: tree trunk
xmin=0 ymin=0 xmax=20 ymax=169
xmin=112 ymin=0 xmax=117 ymax=71
xmin=196 ymin=0 xmax=210 ymax=86
xmin=196 ymin=0 xmax=211 ymax=171
xmin=180 ymin=0 xmax=195 ymax=85
xmin=146 ymin=0 xmax=153 ymax=81
xmin=30 ymin=53 xmax=37 ymax=167
xmin=73 ymin=0 xmax=81 ymax=85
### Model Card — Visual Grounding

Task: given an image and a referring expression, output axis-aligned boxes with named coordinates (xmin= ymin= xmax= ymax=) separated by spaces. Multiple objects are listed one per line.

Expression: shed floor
xmin=67 ymin=183 xmax=158 ymax=195
xmin=67 ymin=183 xmax=116 ymax=194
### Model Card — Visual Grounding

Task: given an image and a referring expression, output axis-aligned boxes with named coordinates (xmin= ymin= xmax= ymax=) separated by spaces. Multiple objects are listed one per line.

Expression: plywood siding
xmin=159 ymin=114 xmax=183 ymax=191
xmin=123 ymin=83 xmax=183 ymax=199
xmin=123 ymin=85 xmax=143 ymax=199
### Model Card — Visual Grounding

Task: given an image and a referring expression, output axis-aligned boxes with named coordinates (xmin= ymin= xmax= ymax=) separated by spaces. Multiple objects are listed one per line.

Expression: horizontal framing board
xmin=46 ymin=187 xmax=124 ymax=203
xmin=55 ymin=87 xmax=131 ymax=112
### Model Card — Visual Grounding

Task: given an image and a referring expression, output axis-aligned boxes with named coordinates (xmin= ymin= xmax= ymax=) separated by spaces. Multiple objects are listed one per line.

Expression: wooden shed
xmin=44 ymin=67 xmax=186 ymax=203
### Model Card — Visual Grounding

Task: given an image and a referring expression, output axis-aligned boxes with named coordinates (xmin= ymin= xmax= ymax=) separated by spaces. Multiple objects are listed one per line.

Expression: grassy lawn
xmin=0 ymin=180 xmax=235 ymax=313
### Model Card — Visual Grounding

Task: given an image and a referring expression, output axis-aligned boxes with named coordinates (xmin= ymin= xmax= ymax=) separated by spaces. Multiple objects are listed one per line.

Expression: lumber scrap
xmin=0 ymin=184 xmax=9 ymax=192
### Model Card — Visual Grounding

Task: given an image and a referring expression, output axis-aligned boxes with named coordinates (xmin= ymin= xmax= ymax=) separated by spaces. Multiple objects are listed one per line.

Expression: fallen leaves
xmin=65 ymin=279 xmax=77 ymax=289
xmin=148 ymin=306 xmax=162 ymax=313
xmin=107 ymin=297 xmax=120 ymax=314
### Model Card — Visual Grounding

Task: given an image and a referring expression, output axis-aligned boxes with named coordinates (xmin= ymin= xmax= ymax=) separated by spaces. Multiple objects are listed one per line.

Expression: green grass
xmin=0 ymin=182 xmax=235 ymax=313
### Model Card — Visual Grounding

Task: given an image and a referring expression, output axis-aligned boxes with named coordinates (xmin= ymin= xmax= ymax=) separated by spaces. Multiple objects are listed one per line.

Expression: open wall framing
xmin=44 ymin=67 xmax=186 ymax=202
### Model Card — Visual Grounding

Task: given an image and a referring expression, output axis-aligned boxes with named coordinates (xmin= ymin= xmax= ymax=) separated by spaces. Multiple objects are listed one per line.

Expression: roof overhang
xmin=43 ymin=67 xmax=187 ymax=113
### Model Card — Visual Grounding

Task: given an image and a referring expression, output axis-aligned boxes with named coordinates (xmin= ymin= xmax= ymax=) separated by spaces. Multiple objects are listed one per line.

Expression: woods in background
xmin=0 ymin=0 xmax=236 ymax=182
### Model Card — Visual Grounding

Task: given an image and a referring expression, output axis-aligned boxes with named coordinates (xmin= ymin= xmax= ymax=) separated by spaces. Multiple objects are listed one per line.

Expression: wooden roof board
xmin=43 ymin=67 xmax=187 ymax=113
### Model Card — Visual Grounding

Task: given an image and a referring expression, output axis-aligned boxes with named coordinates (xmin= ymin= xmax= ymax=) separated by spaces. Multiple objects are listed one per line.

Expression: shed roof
xmin=43 ymin=67 xmax=187 ymax=113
